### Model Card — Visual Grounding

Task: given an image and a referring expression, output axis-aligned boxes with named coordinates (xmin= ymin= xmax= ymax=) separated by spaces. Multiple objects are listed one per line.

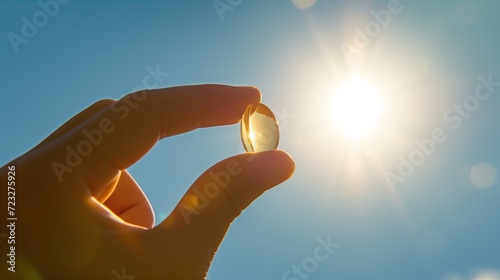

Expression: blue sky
xmin=2 ymin=0 xmax=500 ymax=279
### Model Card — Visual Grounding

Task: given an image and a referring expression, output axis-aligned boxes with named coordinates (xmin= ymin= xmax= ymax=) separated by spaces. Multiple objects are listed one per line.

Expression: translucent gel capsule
xmin=240 ymin=103 xmax=279 ymax=152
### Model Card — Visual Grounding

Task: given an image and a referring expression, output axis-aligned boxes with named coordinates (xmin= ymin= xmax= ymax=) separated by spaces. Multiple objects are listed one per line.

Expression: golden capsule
xmin=240 ymin=103 xmax=279 ymax=152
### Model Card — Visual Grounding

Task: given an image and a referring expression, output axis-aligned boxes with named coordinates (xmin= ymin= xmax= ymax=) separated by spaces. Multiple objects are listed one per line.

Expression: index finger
xmin=44 ymin=84 xmax=260 ymax=189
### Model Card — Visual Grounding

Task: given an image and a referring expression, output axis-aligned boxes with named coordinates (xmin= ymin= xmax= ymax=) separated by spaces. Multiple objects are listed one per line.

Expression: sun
xmin=330 ymin=78 xmax=383 ymax=140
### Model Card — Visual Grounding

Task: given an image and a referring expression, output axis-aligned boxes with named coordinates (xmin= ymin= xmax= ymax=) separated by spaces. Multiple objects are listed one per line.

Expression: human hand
xmin=0 ymin=85 xmax=295 ymax=279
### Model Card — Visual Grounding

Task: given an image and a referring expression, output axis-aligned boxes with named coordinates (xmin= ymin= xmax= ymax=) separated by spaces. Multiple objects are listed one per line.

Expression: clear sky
xmin=2 ymin=0 xmax=500 ymax=279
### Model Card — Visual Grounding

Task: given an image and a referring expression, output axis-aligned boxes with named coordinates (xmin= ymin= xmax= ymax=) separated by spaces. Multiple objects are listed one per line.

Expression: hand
xmin=0 ymin=85 xmax=295 ymax=279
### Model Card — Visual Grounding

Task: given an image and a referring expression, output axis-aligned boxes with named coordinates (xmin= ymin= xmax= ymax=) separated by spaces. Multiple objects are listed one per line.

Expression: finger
xmin=42 ymin=85 xmax=260 ymax=195
xmin=102 ymin=170 xmax=155 ymax=229
xmin=155 ymin=150 xmax=295 ymax=256
xmin=31 ymin=99 xmax=115 ymax=151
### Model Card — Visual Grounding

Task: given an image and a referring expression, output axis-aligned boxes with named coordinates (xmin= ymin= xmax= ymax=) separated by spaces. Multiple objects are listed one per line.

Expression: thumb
xmin=159 ymin=150 xmax=295 ymax=253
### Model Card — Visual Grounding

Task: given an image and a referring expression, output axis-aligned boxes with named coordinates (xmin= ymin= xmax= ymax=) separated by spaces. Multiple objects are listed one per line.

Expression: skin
xmin=0 ymin=85 xmax=295 ymax=279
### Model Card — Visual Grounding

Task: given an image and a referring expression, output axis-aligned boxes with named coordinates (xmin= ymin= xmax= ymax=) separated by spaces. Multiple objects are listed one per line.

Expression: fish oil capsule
xmin=240 ymin=103 xmax=279 ymax=152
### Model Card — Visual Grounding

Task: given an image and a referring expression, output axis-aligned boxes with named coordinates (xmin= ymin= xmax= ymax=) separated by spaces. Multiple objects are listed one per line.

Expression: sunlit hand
xmin=0 ymin=85 xmax=295 ymax=279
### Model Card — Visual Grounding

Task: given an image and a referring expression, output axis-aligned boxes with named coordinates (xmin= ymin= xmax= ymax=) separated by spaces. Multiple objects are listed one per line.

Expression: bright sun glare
xmin=331 ymin=78 xmax=383 ymax=140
